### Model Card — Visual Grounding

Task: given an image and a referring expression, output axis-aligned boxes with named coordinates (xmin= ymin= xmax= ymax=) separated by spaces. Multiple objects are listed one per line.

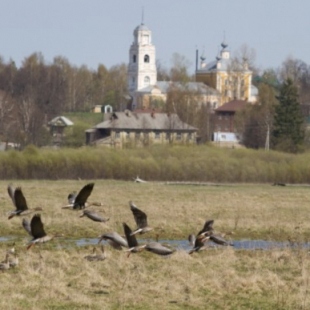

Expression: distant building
xmin=48 ymin=116 xmax=74 ymax=146
xmin=213 ymin=99 xmax=249 ymax=146
xmin=85 ymin=109 xmax=197 ymax=148
xmin=127 ymin=23 xmax=221 ymax=111
xmin=195 ymin=42 xmax=258 ymax=105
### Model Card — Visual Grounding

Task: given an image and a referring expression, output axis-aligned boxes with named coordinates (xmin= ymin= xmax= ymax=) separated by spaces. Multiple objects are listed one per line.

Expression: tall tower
xmin=127 ymin=23 xmax=157 ymax=107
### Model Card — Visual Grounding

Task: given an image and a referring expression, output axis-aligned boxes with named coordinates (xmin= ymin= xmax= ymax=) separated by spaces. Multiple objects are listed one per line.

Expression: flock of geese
xmin=1 ymin=182 xmax=234 ymax=270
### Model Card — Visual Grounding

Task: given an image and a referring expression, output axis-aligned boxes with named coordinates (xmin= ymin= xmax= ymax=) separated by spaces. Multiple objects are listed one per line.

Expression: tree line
xmin=0 ymin=50 xmax=309 ymax=153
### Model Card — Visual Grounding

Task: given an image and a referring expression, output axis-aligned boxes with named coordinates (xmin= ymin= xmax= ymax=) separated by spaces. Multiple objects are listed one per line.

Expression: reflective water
xmin=2 ymin=236 xmax=309 ymax=251
xmin=72 ymin=238 xmax=310 ymax=251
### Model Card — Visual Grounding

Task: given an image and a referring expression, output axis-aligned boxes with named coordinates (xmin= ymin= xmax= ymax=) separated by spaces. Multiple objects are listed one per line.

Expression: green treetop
xmin=272 ymin=78 xmax=305 ymax=153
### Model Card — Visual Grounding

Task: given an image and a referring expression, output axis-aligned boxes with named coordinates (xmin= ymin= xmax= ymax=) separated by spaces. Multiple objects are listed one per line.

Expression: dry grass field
xmin=1 ymin=180 xmax=310 ymax=309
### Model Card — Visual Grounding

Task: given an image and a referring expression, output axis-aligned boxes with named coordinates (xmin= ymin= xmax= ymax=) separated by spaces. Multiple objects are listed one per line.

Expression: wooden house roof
xmin=94 ymin=110 xmax=197 ymax=131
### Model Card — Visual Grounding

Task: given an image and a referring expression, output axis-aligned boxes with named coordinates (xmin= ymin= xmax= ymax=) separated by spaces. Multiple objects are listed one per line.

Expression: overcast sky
xmin=1 ymin=1 xmax=309 ymax=74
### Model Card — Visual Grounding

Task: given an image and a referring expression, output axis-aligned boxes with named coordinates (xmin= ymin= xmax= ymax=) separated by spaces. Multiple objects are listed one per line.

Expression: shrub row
xmin=1 ymin=144 xmax=310 ymax=183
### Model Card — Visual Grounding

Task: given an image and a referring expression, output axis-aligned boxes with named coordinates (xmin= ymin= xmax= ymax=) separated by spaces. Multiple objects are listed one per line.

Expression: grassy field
xmin=1 ymin=180 xmax=310 ymax=309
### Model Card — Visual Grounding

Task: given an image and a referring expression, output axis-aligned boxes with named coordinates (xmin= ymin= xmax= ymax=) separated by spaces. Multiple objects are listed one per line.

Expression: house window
xmin=155 ymin=132 xmax=160 ymax=139
xmin=135 ymin=132 xmax=140 ymax=139
xmin=115 ymin=131 xmax=120 ymax=139
xmin=187 ymin=133 xmax=192 ymax=140
xmin=176 ymin=133 xmax=182 ymax=140
xmin=166 ymin=132 xmax=171 ymax=140
xmin=144 ymin=55 xmax=150 ymax=63
xmin=133 ymin=55 xmax=136 ymax=63
xmin=144 ymin=76 xmax=150 ymax=87
xmin=126 ymin=132 xmax=130 ymax=139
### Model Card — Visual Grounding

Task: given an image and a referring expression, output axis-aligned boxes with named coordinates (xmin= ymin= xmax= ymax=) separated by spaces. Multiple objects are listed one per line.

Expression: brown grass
xmin=0 ymin=180 xmax=310 ymax=309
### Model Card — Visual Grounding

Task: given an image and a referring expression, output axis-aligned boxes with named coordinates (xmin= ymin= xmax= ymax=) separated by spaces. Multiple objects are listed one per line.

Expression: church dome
xmin=134 ymin=23 xmax=149 ymax=33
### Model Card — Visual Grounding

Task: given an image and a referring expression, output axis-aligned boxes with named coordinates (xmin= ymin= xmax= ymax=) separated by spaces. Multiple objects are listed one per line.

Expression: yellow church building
xmin=195 ymin=42 xmax=257 ymax=106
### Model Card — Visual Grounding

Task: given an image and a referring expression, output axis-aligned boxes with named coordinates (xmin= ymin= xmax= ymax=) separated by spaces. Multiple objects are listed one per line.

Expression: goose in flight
xmin=27 ymin=214 xmax=59 ymax=250
xmin=98 ymin=231 xmax=128 ymax=250
xmin=80 ymin=210 xmax=109 ymax=223
xmin=123 ymin=222 xmax=146 ymax=256
xmin=63 ymin=183 xmax=95 ymax=210
xmin=129 ymin=201 xmax=153 ymax=236
xmin=144 ymin=242 xmax=175 ymax=256
xmin=123 ymin=224 xmax=174 ymax=256
xmin=7 ymin=184 xmax=43 ymax=219
xmin=188 ymin=232 xmax=210 ymax=254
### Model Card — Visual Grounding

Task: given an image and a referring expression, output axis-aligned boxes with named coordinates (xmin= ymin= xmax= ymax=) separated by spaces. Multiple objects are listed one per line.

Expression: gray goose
xmin=7 ymin=184 xmax=42 ymax=220
xmin=63 ymin=183 xmax=95 ymax=210
xmin=80 ymin=210 xmax=109 ymax=223
xmin=98 ymin=231 xmax=128 ymax=250
xmin=27 ymin=214 xmax=57 ymax=250
xmin=129 ymin=201 xmax=153 ymax=236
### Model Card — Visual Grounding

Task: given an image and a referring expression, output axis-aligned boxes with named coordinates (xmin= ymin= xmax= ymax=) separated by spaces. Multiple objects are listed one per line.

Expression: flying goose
xmin=129 ymin=201 xmax=153 ymax=236
xmin=27 ymin=214 xmax=59 ymax=250
xmin=188 ymin=232 xmax=210 ymax=254
xmin=144 ymin=242 xmax=175 ymax=256
xmin=123 ymin=222 xmax=146 ymax=256
xmin=80 ymin=210 xmax=109 ymax=223
xmin=7 ymin=185 xmax=43 ymax=219
xmin=98 ymin=231 xmax=128 ymax=250
xmin=63 ymin=183 xmax=95 ymax=210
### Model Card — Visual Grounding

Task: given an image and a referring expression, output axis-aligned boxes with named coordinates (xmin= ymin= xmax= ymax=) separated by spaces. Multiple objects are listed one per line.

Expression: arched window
xmin=133 ymin=55 xmax=136 ymax=63
xmin=144 ymin=55 xmax=150 ymax=63
xmin=144 ymin=76 xmax=150 ymax=87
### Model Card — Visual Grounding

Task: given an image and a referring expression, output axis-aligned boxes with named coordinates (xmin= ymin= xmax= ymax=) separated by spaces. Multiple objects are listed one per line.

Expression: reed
xmin=1 ymin=145 xmax=310 ymax=182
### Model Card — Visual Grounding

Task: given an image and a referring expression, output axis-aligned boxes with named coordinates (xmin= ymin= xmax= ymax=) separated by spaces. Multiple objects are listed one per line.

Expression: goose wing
xmin=14 ymin=187 xmax=28 ymax=211
xmin=197 ymin=219 xmax=214 ymax=236
xmin=130 ymin=202 xmax=148 ymax=228
xmin=123 ymin=222 xmax=138 ymax=248
xmin=74 ymin=183 xmax=94 ymax=205
xmin=7 ymin=184 xmax=15 ymax=203
xmin=30 ymin=214 xmax=47 ymax=239
xmin=22 ymin=218 xmax=32 ymax=236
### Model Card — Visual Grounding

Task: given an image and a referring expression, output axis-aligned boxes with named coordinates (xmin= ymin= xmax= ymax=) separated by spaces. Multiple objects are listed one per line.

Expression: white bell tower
xmin=127 ymin=23 xmax=157 ymax=106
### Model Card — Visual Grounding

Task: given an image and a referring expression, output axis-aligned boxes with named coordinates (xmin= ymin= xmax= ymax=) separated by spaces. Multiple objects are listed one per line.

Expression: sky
xmin=1 ymin=1 xmax=310 ymax=74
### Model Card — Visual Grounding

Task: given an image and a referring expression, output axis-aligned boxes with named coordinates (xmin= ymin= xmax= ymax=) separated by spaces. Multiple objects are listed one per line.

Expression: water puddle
xmin=0 ymin=236 xmax=13 ymax=242
xmin=2 ymin=236 xmax=309 ymax=251
xmin=72 ymin=238 xmax=310 ymax=251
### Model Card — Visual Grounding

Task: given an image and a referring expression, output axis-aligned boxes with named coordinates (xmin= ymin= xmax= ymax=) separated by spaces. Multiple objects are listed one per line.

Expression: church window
xmin=133 ymin=55 xmax=136 ymax=63
xmin=144 ymin=76 xmax=150 ymax=87
xmin=143 ymin=35 xmax=149 ymax=44
xmin=144 ymin=55 xmax=150 ymax=63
